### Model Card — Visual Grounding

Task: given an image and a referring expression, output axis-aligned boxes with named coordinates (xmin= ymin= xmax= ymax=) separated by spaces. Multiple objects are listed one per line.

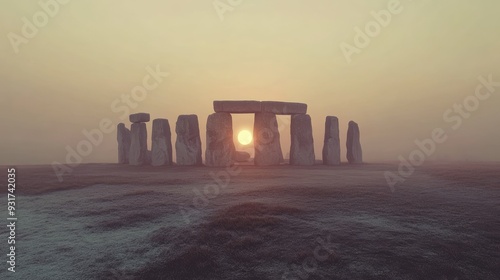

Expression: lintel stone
xmin=261 ymin=101 xmax=307 ymax=115
xmin=213 ymin=100 xmax=262 ymax=113
xmin=130 ymin=113 xmax=151 ymax=123
xmin=213 ymin=100 xmax=307 ymax=115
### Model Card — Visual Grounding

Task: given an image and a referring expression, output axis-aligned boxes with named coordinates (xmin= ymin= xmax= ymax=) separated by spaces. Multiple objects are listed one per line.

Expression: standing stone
xmin=175 ymin=115 xmax=203 ymax=166
xmin=117 ymin=123 xmax=131 ymax=164
xmin=254 ymin=112 xmax=283 ymax=165
xmin=151 ymin=119 xmax=173 ymax=166
xmin=290 ymin=114 xmax=315 ymax=165
xmin=129 ymin=123 xmax=148 ymax=166
xmin=205 ymin=113 xmax=235 ymax=167
xmin=347 ymin=121 xmax=363 ymax=164
xmin=322 ymin=116 xmax=341 ymax=165
xmin=147 ymin=150 xmax=152 ymax=165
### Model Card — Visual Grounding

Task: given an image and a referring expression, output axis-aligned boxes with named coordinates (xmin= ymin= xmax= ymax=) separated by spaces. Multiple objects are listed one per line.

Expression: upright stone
xmin=205 ymin=113 xmax=235 ymax=167
xmin=151 ymin=119 xmax=173 ymax=166
xmin=254 ymin=112 xmax=283 ymax=165
xmin=347 ymin=121 xmax=363 ymax=164
xmin=117 ymin=123 xmax=131 ymax=164
xmin=322 ymin=116 xmax=341 ymax=165
xmin=290 ymin=114 xmax=315 ymax=165
xmin=129 ymin=123 xmax=148 ymax=166
xmin=147 ymin=150 xmax=152 ymax=165
xmin=175 ymin=115 xmax=202 ymax=166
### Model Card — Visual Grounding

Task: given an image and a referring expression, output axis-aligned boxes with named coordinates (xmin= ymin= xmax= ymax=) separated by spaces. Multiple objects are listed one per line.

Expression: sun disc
xmin=238 ymin=130 xmax=253 ymax=145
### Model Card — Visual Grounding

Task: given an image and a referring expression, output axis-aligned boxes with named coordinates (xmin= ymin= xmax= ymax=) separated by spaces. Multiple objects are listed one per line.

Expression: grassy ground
xmin=0 ymin=162 xmax=498 ymax=279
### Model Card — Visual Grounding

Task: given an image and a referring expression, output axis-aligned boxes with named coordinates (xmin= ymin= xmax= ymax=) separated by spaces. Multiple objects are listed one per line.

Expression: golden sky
xmin=1 ymin=0 xmax=499 ymax=165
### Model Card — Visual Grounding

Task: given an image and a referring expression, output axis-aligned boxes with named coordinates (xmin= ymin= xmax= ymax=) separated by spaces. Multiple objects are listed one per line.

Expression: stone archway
xmin=205 ymin=100 xmax=315 ymax=167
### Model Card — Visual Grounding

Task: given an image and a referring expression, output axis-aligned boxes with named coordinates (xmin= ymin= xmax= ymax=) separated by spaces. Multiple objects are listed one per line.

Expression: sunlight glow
xmin=238 ymin=130 xmax=253 ymax=145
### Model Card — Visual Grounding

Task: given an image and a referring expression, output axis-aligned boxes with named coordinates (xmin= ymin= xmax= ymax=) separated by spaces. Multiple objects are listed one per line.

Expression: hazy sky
xmin=1 ymin=0 xmax=499 ymax=165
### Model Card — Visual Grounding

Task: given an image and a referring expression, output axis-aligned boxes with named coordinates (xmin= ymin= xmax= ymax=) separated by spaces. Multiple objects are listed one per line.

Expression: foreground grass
xmin=0 ymin=163 xmax=498 ymax=279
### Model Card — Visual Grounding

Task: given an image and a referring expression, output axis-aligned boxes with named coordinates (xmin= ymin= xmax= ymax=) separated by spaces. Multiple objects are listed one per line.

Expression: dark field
xmin=0 ymin=162 xmax=499 ymax=279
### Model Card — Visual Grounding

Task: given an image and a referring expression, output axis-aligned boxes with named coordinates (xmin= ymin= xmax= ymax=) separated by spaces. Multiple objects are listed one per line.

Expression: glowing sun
xmin=238 ymin=130 xmax=253 ymax=145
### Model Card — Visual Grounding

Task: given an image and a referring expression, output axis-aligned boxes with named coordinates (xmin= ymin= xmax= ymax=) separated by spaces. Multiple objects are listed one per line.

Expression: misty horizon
xmin=1 ymin=0 xmax=499 ymax=165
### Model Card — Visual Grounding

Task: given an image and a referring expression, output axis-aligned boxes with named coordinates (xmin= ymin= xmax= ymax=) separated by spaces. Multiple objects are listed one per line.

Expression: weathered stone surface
xmin=322 ymin=116 xmax=341 ymax=165
xmin=262 ymin=101 xmax=307 ymax=115
xmin=347 ymin=121 xmax=363 ymax=164
xmin=214 ymin=100 xmax=262 ymax=113
xmin=205 ymin=113 xmax=235 ymax=167
xmin=117 ymin=123 xmax=131 ymax=164
xmin=175 ymin=115 xmax=202 ymax=166
xmin=233 ymin=151 xmax=251 ymax=162
xmin=213 ymin=100 xmax=307 ymax=115
xmin=151 ymin=119 xmax=173 ymax=166
xmin=129 ymin=123 xmax=148 ymax=165
xmin=147 ymin=150 xmax=152 ymax=165
xmin=290 ymin=114 xmax=315 ymax=165
xmin=254 ymin=112 xmax=283 ymax=165
xmin=129 ymin=113 xmax=150 ymax=123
